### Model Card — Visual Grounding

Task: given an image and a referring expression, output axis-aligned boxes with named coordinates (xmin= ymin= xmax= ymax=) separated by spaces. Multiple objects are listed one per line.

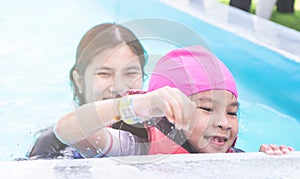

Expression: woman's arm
xmin=54 ymin=87 xmax=197 ymax=157
xmin=70 ymin=128 xmax=149 ymax=158
xmin=54 ymin=98 xmax=121 ymax=145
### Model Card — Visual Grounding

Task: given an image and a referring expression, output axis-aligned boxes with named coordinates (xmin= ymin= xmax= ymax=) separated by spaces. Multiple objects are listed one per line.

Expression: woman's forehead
xmin=89 ymin=46 xmax=140 ymax=69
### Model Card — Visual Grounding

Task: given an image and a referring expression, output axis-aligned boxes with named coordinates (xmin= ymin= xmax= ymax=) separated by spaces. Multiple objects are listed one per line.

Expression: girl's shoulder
xmin=228 ymin=147 xmax=245 ymax=153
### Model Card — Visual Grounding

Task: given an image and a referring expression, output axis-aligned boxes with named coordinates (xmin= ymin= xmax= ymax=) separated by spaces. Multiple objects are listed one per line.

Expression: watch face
xmin=121 ymin=105 xmax=137 ymax=121
xmin=119 ymin=96 xmax=144 ymax=125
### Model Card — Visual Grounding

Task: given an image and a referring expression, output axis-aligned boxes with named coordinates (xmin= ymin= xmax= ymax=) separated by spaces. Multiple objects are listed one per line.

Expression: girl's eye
xmin=197 ymin=107 xmax=213 ymax=112
xmin=228 ymin=112 xmax=237 ymax=116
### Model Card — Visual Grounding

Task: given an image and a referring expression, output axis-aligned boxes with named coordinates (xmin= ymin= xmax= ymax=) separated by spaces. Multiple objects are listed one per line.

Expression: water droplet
xmin=95 ymin=141 xmax=99 ymax=144
xmin=86 ymin=147 xmax=90 ymax=151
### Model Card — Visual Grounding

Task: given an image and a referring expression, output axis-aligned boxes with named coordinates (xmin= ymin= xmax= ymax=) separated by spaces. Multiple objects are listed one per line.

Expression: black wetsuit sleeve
xmin=231 ymin=147 xmax=245 ymax=153
xmin=27 ymin=127 xmax=67 ymax=159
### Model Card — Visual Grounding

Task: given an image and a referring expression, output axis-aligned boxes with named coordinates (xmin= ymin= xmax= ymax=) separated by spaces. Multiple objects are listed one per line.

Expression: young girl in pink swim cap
xmin=146 ymin=45 xmax=241 ymax=154
xmin=55 ymin=45 xmax=294 ymax=158
xmin=146 ymin=45 xmax=294 ymax=155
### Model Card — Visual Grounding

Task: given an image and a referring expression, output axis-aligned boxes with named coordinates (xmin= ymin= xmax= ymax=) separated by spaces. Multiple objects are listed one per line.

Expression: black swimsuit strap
xmin=148 ymin=117 xmax=196 ymax=153
xmin=112 ymin=121 xmax=148 ymax=139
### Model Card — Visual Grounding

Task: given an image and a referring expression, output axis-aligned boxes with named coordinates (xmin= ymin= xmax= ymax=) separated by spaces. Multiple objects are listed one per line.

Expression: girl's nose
xmin=213 ymin=114 xmax=232 ymax=130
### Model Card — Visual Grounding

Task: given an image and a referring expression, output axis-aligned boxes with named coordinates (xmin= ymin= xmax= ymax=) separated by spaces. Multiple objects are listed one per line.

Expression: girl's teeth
xmin=212 ymin=137 xmax=225 ymax=142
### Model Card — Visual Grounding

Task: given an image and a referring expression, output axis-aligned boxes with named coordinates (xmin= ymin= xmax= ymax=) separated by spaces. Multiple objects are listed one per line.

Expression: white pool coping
xmin=160 ymin=0 xmax=300 ymax=63
xmin=1 ymin=152 xmax=299 ymax=178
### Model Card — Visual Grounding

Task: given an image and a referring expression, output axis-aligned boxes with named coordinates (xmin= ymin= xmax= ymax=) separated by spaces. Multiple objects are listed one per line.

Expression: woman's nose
xmin=110 ymin=76 xmax=128 ymax=95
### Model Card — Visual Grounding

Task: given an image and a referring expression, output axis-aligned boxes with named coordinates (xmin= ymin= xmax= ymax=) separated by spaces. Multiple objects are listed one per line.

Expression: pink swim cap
xmin=148 ymin=45 xmax=238 ymax=98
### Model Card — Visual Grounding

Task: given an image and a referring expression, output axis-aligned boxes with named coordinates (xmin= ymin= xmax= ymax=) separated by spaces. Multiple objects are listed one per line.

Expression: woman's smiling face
xmin=82 ymin=45 xmax=143 ymax=103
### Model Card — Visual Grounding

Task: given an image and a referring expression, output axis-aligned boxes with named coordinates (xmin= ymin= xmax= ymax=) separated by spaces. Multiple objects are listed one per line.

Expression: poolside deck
xmin=1 ymin=152 xmax=300 ymax=178
xmin=161 ymin=0 xmax=300 ymax=62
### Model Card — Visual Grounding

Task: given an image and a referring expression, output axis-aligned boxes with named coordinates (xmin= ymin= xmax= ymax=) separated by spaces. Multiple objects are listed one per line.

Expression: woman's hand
xmin=133 ymin=86 xmax=197 ymax=130
xmin=259 ymin=144 xmax=294 ymax=155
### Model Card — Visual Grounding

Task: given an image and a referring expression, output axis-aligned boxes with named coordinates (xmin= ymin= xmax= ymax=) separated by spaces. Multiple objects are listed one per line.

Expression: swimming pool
xmin=0 ymin=0 xmax=299 ymax=161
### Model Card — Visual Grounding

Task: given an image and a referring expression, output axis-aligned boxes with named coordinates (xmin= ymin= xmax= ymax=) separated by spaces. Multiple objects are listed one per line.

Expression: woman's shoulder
xmin=27 ymin=126 xmax=68 ymax=159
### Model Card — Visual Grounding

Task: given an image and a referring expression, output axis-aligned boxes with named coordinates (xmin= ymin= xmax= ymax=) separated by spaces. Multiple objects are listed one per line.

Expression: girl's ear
xmin=72 ymin=70 xmax=83 ymax=94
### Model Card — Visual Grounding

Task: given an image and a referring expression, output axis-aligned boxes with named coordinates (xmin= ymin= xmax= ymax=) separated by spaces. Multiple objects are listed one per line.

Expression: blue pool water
xmin=0 ymin=0 xmax=299 ymax=161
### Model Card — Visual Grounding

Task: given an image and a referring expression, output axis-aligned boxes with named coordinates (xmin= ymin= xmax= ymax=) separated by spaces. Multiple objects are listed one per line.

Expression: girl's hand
xmin=259 ymin=144 xmax=294 ymax=155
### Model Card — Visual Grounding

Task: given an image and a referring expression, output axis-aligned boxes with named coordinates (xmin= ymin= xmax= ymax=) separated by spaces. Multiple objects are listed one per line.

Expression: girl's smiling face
xmin=186 ymin=90 xmax=239 ymax=153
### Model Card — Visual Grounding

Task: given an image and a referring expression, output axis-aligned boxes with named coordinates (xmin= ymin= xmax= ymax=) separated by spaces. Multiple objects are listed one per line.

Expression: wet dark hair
xmin=70 ymin=23 xmax=147 ymax=105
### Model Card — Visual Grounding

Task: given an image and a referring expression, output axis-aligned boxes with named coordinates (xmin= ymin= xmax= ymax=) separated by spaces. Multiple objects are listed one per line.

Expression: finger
xmin=282 ymin=148 xmax=290 ymax=154
xmin=166 ymin=91 xmax=182 ymax=128
xmin=279 ymin=145 xmax=287 ymax=150
xmin=269 ymin=144 xmax=283 ymax=155
xmin=279 ymin=145 xmax=290 ymax=154
xmin=280 ymin=145 xmax=295 ymax=154
xmin=155 ymin=88 xmax=182 ymax=129
xmin=288 ymin=146 xmax=295 ymax=151
xmin=156 ymin=90 xmax=174 ymax=119
xmin=165 ymin=110 xmax=174 ymax=123
xmin=148 ymin=91 xmax=173 ymax=118
xmin=173 ymin=88 xmax=197 ymax=131
xmin=164 ymin=102 xmax=175 ymax=124
xmin=259 ymin=144 xmax=274 ymax=155
xmin=164 ymin=87 xmax=195 ymax=130
xmin=173 ymin=91 xmax=184 ymax=129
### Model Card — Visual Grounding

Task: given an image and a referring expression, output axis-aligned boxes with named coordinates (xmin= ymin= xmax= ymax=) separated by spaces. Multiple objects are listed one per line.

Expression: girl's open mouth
xmin=206 ymin=136 xmax=228 ymax=146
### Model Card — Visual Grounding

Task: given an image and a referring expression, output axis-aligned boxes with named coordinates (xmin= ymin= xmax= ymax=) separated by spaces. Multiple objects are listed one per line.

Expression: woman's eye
xmin=96 ymin=72 xmax=111 ymax=77
xmin=197 ymin=107 xmax=213 ymax=112
xmin=126 ymin=72 xmax=139 ymax=77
